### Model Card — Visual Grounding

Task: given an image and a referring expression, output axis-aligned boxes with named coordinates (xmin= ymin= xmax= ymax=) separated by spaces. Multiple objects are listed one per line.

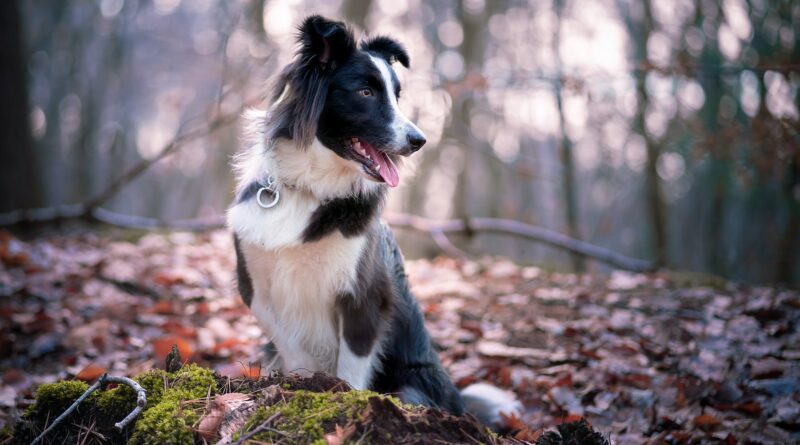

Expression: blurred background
xmin=1 ymin=0 xmax=798 ymax=286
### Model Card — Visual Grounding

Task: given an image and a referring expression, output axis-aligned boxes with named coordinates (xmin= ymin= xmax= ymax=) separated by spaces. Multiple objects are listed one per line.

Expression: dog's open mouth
xmin=346 ymin=137 xmax=400 ymax=187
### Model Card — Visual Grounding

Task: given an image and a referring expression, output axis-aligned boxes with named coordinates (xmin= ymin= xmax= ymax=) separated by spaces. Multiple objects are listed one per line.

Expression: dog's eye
xmin=358 ymin=88 xmax=373 ymax=97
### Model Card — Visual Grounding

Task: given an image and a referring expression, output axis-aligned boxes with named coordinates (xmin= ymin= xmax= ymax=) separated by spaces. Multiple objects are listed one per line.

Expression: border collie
xmin=227 ymin=15 xmax=520 ymax=427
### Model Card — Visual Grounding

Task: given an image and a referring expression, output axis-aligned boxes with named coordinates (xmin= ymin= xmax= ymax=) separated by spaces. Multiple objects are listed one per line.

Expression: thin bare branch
xmin=81 ymin=110 xmax=242 ymax=213
xmin=31 ymin=374 xmax=147 ymax=445
xmin=91 ymin=207 xmax=226 ymax=231
xmin=230 ymin=413 xmax=282 ymax=445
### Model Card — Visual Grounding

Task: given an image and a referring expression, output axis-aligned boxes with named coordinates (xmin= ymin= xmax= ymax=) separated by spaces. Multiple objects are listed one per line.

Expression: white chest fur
xmin=239 ymin=231 xmax=366 ymax=374
xmin=227 ymin=126 xmax=377 ymax=380
xmin=227 ymin=141 xmax=369 ymax=373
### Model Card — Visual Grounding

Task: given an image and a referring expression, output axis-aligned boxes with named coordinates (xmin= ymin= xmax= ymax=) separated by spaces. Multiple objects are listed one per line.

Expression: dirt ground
xmin=1 ymin=229 xmax=799 ymax=444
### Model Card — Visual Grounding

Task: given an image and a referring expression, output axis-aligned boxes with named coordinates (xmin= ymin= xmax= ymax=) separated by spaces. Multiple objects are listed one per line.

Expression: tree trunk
xmin=629 ymin=0 xmax=667 ymax=267
xmin=554 ymin=0 xmax=584 ymax=272
xmin=0 ymin=0 xmax=40 ymax=212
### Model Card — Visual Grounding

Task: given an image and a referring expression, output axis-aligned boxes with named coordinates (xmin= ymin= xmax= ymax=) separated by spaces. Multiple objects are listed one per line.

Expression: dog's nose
xmin=406 ymin=130 xmax=427 ymax=153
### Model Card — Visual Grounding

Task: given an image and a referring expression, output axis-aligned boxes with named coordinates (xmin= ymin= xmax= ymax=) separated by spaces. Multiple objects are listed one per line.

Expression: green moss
xmin=15 ymin=364 xmax=217 ymax=445
xmin=30 ymin=380 xmax=92 ymax=416
xmin=127 ymin=397 xmax=197 ymax=445
xmin=0 ymin=425 xmax=11 ymax=442
xmin=127 ymin=364 xmax=216 ymax=445
xmin=14 ymin=380 xmax=97 ymax=444
xmin=240 ymin=389 xmax=396 ymax=444
xmin=96 ymin=369 xmax=169 ymax=421
xmin=168 ymin=363 xmax=216 ymax=400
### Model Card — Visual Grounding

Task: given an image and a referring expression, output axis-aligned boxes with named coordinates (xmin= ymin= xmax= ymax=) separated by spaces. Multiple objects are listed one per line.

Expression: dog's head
xmin=269 ymin=15 xmax=425 ymax=188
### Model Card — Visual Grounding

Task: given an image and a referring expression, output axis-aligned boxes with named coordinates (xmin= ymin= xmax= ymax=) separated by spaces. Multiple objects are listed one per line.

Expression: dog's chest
xmin=241 ymin=232 xmax=366 ymax=370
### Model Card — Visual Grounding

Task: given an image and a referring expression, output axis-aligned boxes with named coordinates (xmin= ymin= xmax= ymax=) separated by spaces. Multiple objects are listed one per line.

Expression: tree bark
xmin=554 ymin=0 xmax=584 ymax=272
xmin=629 ymin=0 xmax=668 ymax=268
xmin=0 ymin=0 xmax=40 ymax=212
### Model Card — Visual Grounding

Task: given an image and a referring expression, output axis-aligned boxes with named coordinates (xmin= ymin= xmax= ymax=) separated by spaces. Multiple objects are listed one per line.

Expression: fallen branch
xmin=0 ymin=96 xmax=260 ymax=229
xmin=384 ymin=212 xmax=657 ymax=272
xmin=31 ymin=373 xmax=147 ymax=445
xmin=0 ymin=205 xmax=654 ymax=272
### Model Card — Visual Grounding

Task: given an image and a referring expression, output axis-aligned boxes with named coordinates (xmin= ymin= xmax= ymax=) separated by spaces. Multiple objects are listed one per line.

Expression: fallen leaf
xmin=160 ymin=321 xmax=197 ymax=338
xmin=476 ymin=340 xmax=553 ymax=360
xmin=734 ymin=401 xmax=762 ymax=416
xmin=211 ymin=338 xmax=248 ymax=354
xmin=242 ymin=363 xmax=261 ymax=379
xmin=499 ymin=411 xmax=527 ymax=431
xmin=149 ymin=300 xmax=175 ymax=315
xmin=324 ymin=424 xmax=356 ymax=445
xmin=2 ymin=369 xmax=25 ymax=385
xmin=76 ymin=363 xmax=106 ymax=382
xmin=197 ymin=393 xmax=250 ymax=440
xmin=693 ymin=413 xmax=721 ymax=429
xmin=497 ymin=367 xmax=513 ymax=387
xmin=197 ymin=398 xmax=225 ymax=440
xmin=554 ymin=414 xmax=585 ymax=425
xmin=515 ymin=428 xmax=542 ymax=442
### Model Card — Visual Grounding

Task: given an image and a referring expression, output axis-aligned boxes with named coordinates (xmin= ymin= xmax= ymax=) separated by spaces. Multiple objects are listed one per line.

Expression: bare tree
xmin=618 ymin=0 xmax=667 ymax=267
xmin=553 ymin=0 xmax=584 ymax=271
xmin=0 ymin=0 xmax=40 ymax=212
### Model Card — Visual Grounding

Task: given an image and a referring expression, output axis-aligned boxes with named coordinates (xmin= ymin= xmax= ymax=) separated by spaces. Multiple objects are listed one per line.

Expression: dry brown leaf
xmin=693 ymin=413 xmax=721 ymax=429
xmin=499 ymin=411 xmax=527 ymax=432
xmin=515 ymin=428 xmax=542 ymax=442
xmin=197 ymin=393 xmax=251 ymax=440
xmin=324 ymin=424 xmax=356 ymax=445
xmin=76 ymin=363 xmax=106 ymax=382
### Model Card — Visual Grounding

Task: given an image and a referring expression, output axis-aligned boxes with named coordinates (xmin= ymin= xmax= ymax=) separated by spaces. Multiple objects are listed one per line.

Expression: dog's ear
xmin=266 ymin=17 xmax=355 ymax=147
xmin=361 ymin=36 xmax=410 ymax=68
xmin=298 ymin=15 xmax=355 ymax=68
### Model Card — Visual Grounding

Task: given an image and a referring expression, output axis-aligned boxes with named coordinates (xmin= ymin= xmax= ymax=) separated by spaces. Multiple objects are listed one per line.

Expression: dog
xmin=227 ymin=15 xmax=520 ymax=427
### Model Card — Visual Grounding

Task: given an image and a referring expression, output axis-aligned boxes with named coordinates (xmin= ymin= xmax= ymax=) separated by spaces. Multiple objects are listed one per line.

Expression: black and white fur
xmin=228 ymin=15 xmax=520 ymax=427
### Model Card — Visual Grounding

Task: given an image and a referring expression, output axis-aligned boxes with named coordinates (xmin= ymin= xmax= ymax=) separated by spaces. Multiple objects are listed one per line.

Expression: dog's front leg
xmin=335 ymin=292 xmax=385 ymax=390
xmin=336 ymin=334 xmax=377 ymax=390
xmin=250 ymin=303 xmax=319 ymax=377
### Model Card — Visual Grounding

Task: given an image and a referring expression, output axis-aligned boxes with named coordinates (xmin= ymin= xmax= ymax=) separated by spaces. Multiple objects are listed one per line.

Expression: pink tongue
xmin=365 ymin=144 xmax=400 ymax=187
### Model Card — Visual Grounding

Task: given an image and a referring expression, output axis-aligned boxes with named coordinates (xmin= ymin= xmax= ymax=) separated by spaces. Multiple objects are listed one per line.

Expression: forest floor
xmin=1 ymin=229 xmax=799 ymax=444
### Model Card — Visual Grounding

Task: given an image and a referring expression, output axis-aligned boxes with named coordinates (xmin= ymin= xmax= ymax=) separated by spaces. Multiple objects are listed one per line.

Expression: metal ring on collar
xmin=256 ymin=186 xmax=280 ymax=209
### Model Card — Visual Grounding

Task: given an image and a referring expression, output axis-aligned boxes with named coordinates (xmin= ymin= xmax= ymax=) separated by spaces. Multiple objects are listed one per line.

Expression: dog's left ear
xmin=361 ymin=36 xmax=410 ymax=68
xmin=299 ymin=15 xmax=356 ymax=68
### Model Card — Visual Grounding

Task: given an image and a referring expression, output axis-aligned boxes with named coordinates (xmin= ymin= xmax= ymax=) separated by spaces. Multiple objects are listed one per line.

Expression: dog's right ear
xmin=298 ymin=15 xmax=355 ymax=69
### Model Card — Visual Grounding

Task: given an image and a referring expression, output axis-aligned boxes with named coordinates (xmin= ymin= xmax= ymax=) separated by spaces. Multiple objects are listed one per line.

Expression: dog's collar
xmin=236 ymin=174 xmax=295 ymax=209
xmin=237 ymin=173 xmax=371 ymax=209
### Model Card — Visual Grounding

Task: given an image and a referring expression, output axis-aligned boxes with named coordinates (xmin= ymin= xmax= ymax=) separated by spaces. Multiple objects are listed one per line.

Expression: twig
xmin=384 ymin=212 xmax=657 ymax=272
xmin=231 ymin=413 xmax=281 ymax=445
xmin=31 ymin=374 xmax=147 ymax=444
xmin=0 ymin=101 xmax=253 ymax=229
xmin=108 ymin=375 xmax=147 ymax=430
xmin=91 ymin=207 xmax=226 ymax=231
xmin=81 ymin=110 xmax=243 ymax=213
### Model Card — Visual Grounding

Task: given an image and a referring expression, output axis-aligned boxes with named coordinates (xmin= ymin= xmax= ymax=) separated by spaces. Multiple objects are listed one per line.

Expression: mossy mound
xmin=13 ymin=364 xmax=216 ymax=445
xmin=12 ymin=366 xmax=604 ymax=445
xmin=238 ymin=389 xmax=395 ymax=444
xmin=235 ymin=386 xmax=501 ymax=445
